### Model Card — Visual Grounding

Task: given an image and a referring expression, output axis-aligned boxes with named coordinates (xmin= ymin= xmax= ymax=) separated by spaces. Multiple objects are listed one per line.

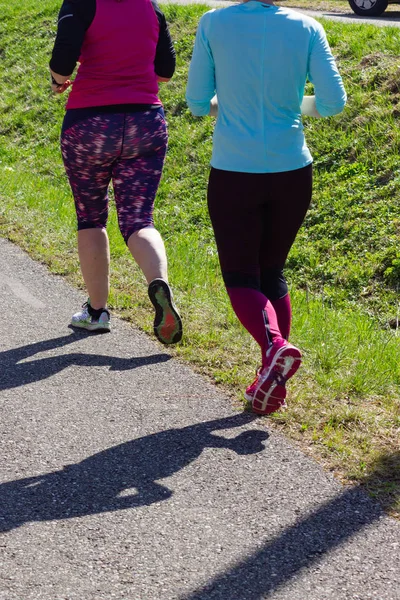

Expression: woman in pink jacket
xmin=50 ymin=0 xmax=182 ymax=345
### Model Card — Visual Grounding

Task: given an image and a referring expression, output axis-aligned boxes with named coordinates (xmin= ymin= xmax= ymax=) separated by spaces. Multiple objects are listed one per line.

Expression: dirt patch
xmin=358 ymin=54 xmax=400 ymax=95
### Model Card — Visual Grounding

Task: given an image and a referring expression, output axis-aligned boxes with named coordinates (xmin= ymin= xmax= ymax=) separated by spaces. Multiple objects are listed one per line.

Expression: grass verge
xmin=0 ymin=0 xmax=399 ymax=516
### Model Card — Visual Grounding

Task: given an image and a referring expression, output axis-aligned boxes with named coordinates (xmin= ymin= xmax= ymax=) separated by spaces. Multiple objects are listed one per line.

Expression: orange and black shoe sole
xmin=148 ymin=278 xmax=183 ymax=345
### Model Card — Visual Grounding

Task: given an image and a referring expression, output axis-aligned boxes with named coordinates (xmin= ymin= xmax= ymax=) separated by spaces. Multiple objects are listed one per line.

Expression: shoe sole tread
xmin=148 ymin=279 xmax=182 ymax=345
xmin=252 ymin=345 xmax=301 ymax=415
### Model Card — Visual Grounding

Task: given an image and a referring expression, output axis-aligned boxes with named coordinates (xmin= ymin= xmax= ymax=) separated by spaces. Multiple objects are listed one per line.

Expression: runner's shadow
xmin=0 ymin=332 xmax=171 ymax=391
xmin=0 ymin=413 xmax=267 ymax=533
xmin=183 ymin=451 xmax=400 ymax=600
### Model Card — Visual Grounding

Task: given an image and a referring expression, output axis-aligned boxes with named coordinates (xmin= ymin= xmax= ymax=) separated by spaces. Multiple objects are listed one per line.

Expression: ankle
xmin=262 ymin=336 xmax=286 ymax=366
xmin=88 ymin=303 xmax=108 ymax=319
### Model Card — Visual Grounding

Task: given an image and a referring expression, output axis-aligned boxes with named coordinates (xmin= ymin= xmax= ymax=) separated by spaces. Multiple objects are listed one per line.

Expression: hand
xmin=51 ymin=79 xmax=72 ymax=94
xmin=209 ymin=94 xmax=218 ymax=118
xmin=300 ymin=95 xmax=322 ymax=118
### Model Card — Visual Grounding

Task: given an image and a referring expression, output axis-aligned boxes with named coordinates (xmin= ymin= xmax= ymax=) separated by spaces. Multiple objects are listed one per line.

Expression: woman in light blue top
xmin=186 ymin=0 xmax=346 ymax=415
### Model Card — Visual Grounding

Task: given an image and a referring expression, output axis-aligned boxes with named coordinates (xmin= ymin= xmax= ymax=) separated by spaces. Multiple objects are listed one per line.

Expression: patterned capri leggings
xmin=60 ymin=107 xmax=168 ymax=243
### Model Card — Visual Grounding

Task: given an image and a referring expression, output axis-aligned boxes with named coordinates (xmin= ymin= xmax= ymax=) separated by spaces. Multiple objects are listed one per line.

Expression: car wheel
xmin=348 ymin=0 xmax=388 ymax=16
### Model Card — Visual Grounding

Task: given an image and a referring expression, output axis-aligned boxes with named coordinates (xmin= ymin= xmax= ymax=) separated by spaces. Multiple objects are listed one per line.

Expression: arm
xmin=49 ymin=0 xmax=95 ymax=93
xmin=306 ymin=23 xmax=347 ymax=117
xmin=152 ymin=1 xmax=176 ymax=82
xmin=186 ymin=12 xmax=216 ymax=117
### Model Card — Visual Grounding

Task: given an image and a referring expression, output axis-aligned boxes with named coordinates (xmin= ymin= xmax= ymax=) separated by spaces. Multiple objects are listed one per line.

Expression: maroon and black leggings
xmin=207 ymin=165 xmax=312 ymax=364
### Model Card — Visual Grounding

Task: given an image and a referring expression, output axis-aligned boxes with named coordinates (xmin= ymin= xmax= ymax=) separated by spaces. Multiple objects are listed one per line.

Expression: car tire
xmin=348 ymin=0 xmax=388 ymax=15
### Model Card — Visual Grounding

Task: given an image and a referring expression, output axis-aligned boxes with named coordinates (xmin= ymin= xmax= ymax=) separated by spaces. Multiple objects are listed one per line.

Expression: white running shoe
xmin=71 ymin=301 xmax=111 ymax=332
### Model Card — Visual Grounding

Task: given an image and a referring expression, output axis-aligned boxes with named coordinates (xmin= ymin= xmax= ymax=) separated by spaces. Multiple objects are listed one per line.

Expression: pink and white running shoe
xmin=245 ymin=339 xmax=302 ymax=416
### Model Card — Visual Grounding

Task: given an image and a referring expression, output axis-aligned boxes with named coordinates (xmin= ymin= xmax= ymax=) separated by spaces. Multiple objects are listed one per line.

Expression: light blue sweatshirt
xmin=186 ymin=2 xmax=347 ymax=173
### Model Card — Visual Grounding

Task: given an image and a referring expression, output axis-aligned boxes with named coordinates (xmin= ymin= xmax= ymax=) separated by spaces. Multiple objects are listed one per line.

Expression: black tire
xmin=348 ymin=0 xmax=388 ymax=16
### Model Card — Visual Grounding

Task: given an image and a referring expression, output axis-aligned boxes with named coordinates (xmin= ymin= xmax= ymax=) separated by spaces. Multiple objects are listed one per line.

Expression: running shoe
xmin=247 ymin=338 xmax=302 ymax=415
xmin=148 ymin=278 xmax=182 ymax=345
xmin=244 ymin=367 xmax=262 ymax=403
xmin=70 ymin=300 xmax=111 ymax=332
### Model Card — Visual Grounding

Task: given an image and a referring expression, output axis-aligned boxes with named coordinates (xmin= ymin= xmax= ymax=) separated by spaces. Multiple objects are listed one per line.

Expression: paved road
xmin=162 ymin=0 xmax=400 ymax=27
xmin=1 ymin=237 xmax=400 ymax=599
xmin=301 ymin=7 xmax=400 ymax=26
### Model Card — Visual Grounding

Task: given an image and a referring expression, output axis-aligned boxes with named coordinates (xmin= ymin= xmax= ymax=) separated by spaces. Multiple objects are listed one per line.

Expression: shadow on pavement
xmin=182 ymin=455 xmax=400 ymax=600
xmin=0 ymin=413 xmax=266 ymax=532
xmin=0 ymin=332 xmax=171 ymax=391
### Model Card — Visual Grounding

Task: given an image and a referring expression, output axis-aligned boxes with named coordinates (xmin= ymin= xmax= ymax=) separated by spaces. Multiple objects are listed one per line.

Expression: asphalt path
xmin=299 ymin=7 xmax=400 ymax=26
xmin=161 ymin=0 xmax=400 ymax=27
xmin=1 ymin=236 xmax=400 ymax=599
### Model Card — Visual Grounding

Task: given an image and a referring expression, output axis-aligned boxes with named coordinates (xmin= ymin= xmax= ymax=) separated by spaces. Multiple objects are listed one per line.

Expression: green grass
xmin=0 ymin=0 xmax=399 ymax=516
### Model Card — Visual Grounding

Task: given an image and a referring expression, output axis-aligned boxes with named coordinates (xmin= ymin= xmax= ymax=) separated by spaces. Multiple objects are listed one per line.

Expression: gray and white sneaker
xmin=71 ymin=300 xmax=111 ymax=332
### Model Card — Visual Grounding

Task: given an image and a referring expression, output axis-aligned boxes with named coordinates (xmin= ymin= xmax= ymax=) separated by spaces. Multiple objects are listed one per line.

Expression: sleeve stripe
xmin=57 ymin=14 xmax=74 ymax=25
